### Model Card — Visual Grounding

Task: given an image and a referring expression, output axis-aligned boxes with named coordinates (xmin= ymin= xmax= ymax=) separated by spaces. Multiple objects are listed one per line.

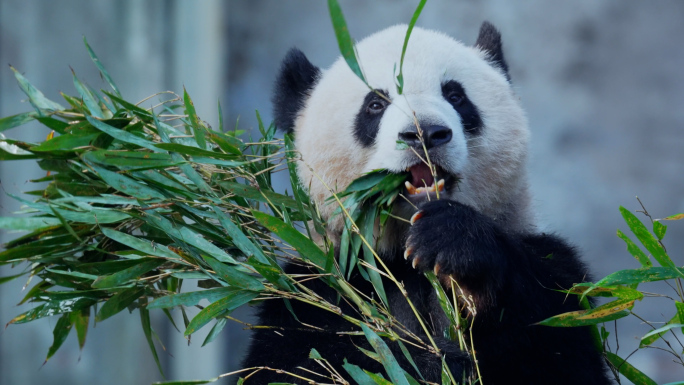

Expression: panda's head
xmin=274 ymin=22 xmax=533 ymax=244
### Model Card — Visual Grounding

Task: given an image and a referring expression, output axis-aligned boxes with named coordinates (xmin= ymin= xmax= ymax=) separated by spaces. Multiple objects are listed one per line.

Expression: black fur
xmin=241 ymin=199 xmax=611 ymax=384
xmin=353 ymin=89 xmax=390 ymax=147
xmin=475 ymin=21 xmax=510 ymax=81
xmin=272 ymin=48 xmax=321 ymax=133
xmin=442 ymin=80 xmax=483 ymax=135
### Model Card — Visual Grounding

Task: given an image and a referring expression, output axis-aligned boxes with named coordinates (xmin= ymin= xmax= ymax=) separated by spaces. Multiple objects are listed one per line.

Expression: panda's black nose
xmin=398 ymin=125 xmax=452 ymax=150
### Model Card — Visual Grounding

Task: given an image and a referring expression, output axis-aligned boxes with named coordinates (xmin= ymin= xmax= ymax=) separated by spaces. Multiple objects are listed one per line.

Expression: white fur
xmin=294 ymin=25 xmax=533 ymax=238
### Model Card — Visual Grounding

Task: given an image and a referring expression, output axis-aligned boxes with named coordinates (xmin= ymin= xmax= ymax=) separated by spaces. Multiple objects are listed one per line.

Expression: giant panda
xmin=241 ymin=22 xmax=612 ymax=385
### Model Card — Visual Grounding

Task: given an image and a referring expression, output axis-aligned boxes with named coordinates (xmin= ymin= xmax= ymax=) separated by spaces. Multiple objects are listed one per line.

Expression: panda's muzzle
xmin=398 ymin=125 xmax=455 ymax=197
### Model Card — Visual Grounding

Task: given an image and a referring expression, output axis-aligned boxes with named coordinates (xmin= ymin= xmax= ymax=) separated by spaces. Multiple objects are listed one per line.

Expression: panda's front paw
xmin=404 ymin=200 xmax=507 ymax=285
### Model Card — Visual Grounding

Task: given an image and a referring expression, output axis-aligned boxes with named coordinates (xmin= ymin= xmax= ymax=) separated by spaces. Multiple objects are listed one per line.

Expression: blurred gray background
xmin=1 ymin=0 xmax=683 ymax=384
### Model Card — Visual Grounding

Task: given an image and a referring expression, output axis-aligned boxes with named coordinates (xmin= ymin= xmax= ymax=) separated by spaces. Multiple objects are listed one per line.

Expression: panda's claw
xmin=410 ymin=210 xmax=424 ymax=225
xmin=412 ymin=256 xmax=420 ymax=269
xmin=404 ymin=246 xmax=413 ymax=260
xmin=434 ymin=263 xmax=441 ymax=276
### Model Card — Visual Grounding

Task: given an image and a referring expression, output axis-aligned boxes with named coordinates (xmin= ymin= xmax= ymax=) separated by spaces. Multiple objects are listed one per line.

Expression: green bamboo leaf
xmin=0 ymin=145 xmax=38 ymax=160
xmin=155 ymin=143 xmax=237 ymax=160
xmin=29 ymin=132 xmax=100 ymax=152
xmin=184 ymin=290 xmax=259 ymax=335
xmin=203 ymin=255 xmax=265 ymax=291
xmin=360 ymin=323 xmax=410 ymax=385
xmin=45 ymin=313 xmax=73 ymax=363
xmin=662 ymin=213 xmax=684 ymax=221
xmin=83 ymin=36 xmax=121 ymax=97
xmin=640 ymin=313 xmax=678 ymax=347
xmin=211 ymin=206 xmax=268 ymax=264
xmin=140 ymin=305 xmax=164 ymax=377
xmin=676 ymin=301 xmax=684 ymax=332
xmin=181 ymin=161 xmax=216 ymax=195
xmin=35 ymin=116 xmax=69 ymax=134
xmin=10 ymin=66 xmax=65 ymax=113
xmin=87 ymin=163 xmax=165 ymax=200
xmin=596 ymin=266 xmax=683 ymax=286
xmin=49 ymin=205 xmax=81 ymax=242
xmin=86 ymin=115 xmax=161 ymax=152
xmin=246 ymin=257 xmax=292 ymax=291
xmin=342 ymin=359 xmax=378 ymax=385
xmin=641 ymin=322 xmax=684 ymax=342
xmin=104 ymin=91 xmax=152 ymax=120
xmin=102 ymin=227 xmax=183 ymax=262
xmin=8 ymin=296 xmax=97 ymax=325
xmin=397 ymin=339 xmax=425 ymax=381
xmin=252 ymin=210 xmax=327 ymax=269
xmin=0 ymin=217 xmax=61 ymax=231
xmin=341 ymin=170 xmax=389 ymax=194
xmin=70 ymin=309 xmax=89 ymax=351
xmin=366 ymin=372 xmax=393 ymax=385
xmin=395 ymin=140 xmax=409 ymax=150
xmin=566 ymin=283 xmax=644 ymax=300
xmin=202 ymin=318 xmax=228 ymax=347
xmin=95 ymin=287 xmax=144 ymax=322
xmin=183 ymin=87 xmax=206 ymax=149
xmin=86 ymin=150 xmax=183 ymax=170
xmin=424 ymin=271 xmax=459 ymax=340
xmin=616 ymin=229 xmax=651 ymax=267
xmin=361 ymin=206 xmax=388 ymax=306
xmin=72 ymin=69 xmax=104 ymax=118
xmin=605 ymin=352 xmax=657 ymax=385
xmin=8 ymin=194 xmax=131 ymax=224
xmin=0 ymin=111 xmax=37 ymax=133
xmin=327 ymin=0 xmax=367 ymax=85
xmin=207 ymin=131 xmax=242 ymax=155
xmin=653 ymin=220 xmax=667 ymax=240
xmin=395 ymin=0 xmax=427 ymax=94
xmin=309 ymin=348 xmax=323 ymax=360
xmin=148 ymin=287 xmax=240 ymax=309
xmin=217 ymin=100 xmax=224 ymax=132
xmin=221 ymin=181 xmax=302 ymax=213
xmin=537 ymin=298 xmax=634 ymax=327
xmin=143 ymin=213 xmax=236 ymax=264
xmin=91 ymin=258 xmax=165 ymax=289
xmin=284 ymin=133 xmax=314 ymax=234
xmin=620 ymin=206 xmax=675 ymax=269
xmin=0 ymin=272 xmax=28 ymax=285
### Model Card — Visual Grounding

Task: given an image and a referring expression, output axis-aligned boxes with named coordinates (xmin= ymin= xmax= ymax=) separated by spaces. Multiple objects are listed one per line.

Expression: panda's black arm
xmin=404 ymin=199 xmax=589 ymax=313
xmin=404 ymin=199 xmax=611 ymax=384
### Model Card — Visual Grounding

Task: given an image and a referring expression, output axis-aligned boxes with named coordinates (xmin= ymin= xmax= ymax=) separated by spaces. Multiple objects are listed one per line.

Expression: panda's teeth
xmin=406 ymin=179 xmax=445 ymax=195
xmin=405 ymin=181 xmax=417 ymax=195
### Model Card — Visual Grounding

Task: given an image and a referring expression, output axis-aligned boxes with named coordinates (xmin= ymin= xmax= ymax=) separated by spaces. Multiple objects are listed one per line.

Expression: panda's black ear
xmin=272 ymin=48 xmax=321 ymax=133
xmin=474 ymin=21 xmax=510 ymax=81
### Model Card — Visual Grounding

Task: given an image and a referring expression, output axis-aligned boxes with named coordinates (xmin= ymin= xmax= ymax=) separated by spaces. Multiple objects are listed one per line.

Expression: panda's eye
xmin=366 ymin=100 xmax=387 ymax=114
xmin=447 ymin=92 xmax=464 ymax=105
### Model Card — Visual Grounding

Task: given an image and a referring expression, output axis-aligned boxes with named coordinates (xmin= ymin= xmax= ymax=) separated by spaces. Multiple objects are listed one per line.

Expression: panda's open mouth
xmin=403 ymin=163 xmax=454 ymax=198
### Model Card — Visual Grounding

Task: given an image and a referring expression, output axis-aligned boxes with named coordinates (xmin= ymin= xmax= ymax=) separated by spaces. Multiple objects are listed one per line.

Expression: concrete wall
xmin=1 ymin=1 xmax=683 ymax=383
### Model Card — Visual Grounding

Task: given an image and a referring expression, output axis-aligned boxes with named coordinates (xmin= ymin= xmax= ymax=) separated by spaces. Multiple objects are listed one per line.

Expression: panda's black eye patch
xmin=442 ymin=80 xmax=483 ymax=136
xmin=354 ymin=90 xmax=390 ymax=147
